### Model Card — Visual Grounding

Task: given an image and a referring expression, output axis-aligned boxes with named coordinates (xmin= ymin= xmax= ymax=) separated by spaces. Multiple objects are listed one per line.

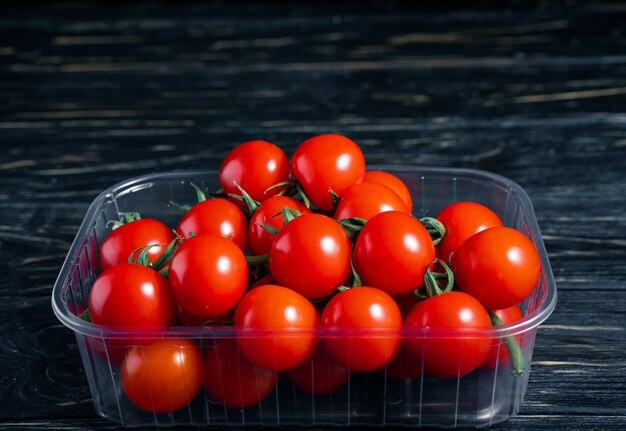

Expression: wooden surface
xmin=1 ymin=1 xmax=626 ymax=429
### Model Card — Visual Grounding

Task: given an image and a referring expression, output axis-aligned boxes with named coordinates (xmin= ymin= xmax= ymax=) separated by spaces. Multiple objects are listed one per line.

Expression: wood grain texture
xmin=1 ymin=0 xmax=625 ymax=429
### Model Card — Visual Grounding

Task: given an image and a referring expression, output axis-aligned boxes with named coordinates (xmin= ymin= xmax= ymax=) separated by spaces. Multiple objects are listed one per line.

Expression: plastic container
xmin=52 ymin=166 xmax=557 ymax=428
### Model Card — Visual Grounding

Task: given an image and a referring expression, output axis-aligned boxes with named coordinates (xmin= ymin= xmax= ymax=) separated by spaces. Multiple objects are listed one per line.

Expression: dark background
xmin=1 ymin=1 xmax=625 ymax=429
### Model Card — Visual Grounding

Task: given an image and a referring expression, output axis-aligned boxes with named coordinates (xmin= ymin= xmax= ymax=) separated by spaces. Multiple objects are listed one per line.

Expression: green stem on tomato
xmin=281 ymin=206 xmax=301 ymax=224
xmin=337 ymin=217 xmax=367 ymax=241
xmin=329 ymin=189 xmax=341 ymax=210
xmin=190 ymin=183 xmax=207 ymax=202
xmin=350 ymin=255 xmax=362 ymax=288
xmin=232 ymin=183 xmax=260 ymax=214
xmin=169 ymin=201 xmax=192 ymax=212
xmin=419 ymin=217 xmax=446 ymax=246
xmin=265 ymin=180 xmax=295 ymax=195
xmin=295 ymin=182 xmax=312 ymax=209
xmin=150 ymin=235 xmax=183 ymax=271
xmin=246 ymin=254 xmax=269 ymax=266
xmin=421 ymin=258 xmax=454 ymax=298
xmin=121 ymin=212 xmax=142 ymax=224
xmin=488 ymin=310 xmax=525 ymax=376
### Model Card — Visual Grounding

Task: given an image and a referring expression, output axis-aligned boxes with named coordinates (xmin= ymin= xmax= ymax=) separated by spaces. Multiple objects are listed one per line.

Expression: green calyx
xmin=337 ymin=217 xmax=367 ymax=241
xmin=128 ymin=233 xmax=184 ymax=277
xmin=106 ymin=211 xmax=141 ymax=230
xmin=419 ymin=217 xmax=446 ymax=246
xmin=413 ymin=258 xmax=454 ymax=299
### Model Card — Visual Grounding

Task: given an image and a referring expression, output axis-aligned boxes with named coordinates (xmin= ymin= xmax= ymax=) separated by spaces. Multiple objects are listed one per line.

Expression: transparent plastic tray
xmin=52 ymin=166 xmax=557 ymax=428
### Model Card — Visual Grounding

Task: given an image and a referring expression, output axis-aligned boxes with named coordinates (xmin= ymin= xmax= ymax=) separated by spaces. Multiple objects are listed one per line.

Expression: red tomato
xmin=204 ymin=338 xmax=277 ymax=408
xmin=99 ymin=218 xmax=174 ymax=271
xmin=352 ymin=211 xmax=435 ymax=296
xmin=219 ymin=140 xmax=290 ymax=204
xmin=286 ymin=344 xmax=350 ymax=394
xmin=435 ymin=202 xmax=503 ymax=264
xmin=453 ymin=226 xmax=541 ymax=310
xmin=269 ymin=214 xmax=350 ymax=299
xmin=481 ymin=305 xmax=523 ymax=369
xmin=363 ymin=170 xmax=413 ymax=213
xmin=88 ymin=263 xmax=174 ymax=327
xmin=321 ymin=287 xmax=402 ymax=372
xmin=121 ymin=339 xmax=203 ymax=413
xmin=234 ymin=284 xmax=318 ymax=371
xmin=291 ymin=134 xmax=365 ymax=210
xmin=169 ymin=235 xmax=247 ymax=318
xmin=175 ymin=198 xmax=247 ymax=253
xmin=248 ymin=195 xmax=310 ymax=256
xmin=334 ymin=182 xmax=408 ymax=221
xmin=405 ymin=291 xmax=492 ymax=378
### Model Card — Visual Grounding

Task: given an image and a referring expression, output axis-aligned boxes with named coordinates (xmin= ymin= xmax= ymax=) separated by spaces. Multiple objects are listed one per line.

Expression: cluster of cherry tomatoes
xmin=83 ymin=134 xmax=542 ymax=413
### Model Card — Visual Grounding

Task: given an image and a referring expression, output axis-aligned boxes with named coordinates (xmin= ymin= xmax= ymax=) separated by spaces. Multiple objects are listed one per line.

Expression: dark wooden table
xmin=1 ymin=1 xmax=625 ymax=429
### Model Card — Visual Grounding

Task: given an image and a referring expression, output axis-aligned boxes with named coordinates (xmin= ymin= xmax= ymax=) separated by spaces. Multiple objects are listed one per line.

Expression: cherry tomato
xmin=363 ymin=170 xmax=413 ymax=213
xmin=169 ymin=235 xmax=247 ymax=318
xmin=321 ymin=287 xmax=402 ymax=372
xmin=269 ymin=213 xmax=350 ymax=299
xmin=121 ymin=339 xmax=203 ymax=413
xmin=234 ymin=284 xmax=318 ymax=371
xmin=453 ymin=226 xmax=541 ymax=310
xmin=405 ymin=291 xmax=492 ymax=378
xmin=352 ymin=211 xmax=435 ymax=296
xmin=291 ymin=134 xmax=365 ymax=210
xmin=175 ymin=198 xmax=247 ymax=253
xmin=248 ymin=195 xmax=310 ymax=256
xmin=99 ymin=218 xmax=174 ymax=271
xmin=204 ymin=338 xmax=276 ymax=408
xmin=286 ymin=344 xmax=350 ymax=394
xmin=334 ymin=182 xmax=408 ymax=221
xmin=481 ymin=305 xmax=523 ymax=369
xmin=219 ymin=140 xmax=290 ymax=204
xmin=88 ymin=263 xmax=174 ymax=327
xmin=435 ymin=202 xmax=503 ymax=264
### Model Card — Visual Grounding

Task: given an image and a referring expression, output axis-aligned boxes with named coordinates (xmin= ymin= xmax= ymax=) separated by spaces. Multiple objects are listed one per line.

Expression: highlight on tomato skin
xmin=452 ymin=226 xmax=541 ymax=310
xmin=291 ymin=134 xmax=366 ymax=210
xmin=99 ymin=218 xmax=175 ymax=271
xmin=219 ymin=140 xmax=290 ymax=204
xmin=121 ymin=339 xmax=203 ymax=413
xmin=434 ymin=201 xmax=503 ymax=265
xmin=204 ymin=338 xmax=277 ymax=408
xmin=362 ymin=170 xmax=413 ymax=214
